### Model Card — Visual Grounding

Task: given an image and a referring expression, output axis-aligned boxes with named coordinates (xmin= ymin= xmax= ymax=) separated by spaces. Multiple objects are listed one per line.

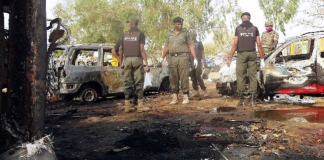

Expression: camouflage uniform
xmin=261 ymin=22 xmax=279 ymax=55
xmin=166 ymin=28 xmax=193 ymax=95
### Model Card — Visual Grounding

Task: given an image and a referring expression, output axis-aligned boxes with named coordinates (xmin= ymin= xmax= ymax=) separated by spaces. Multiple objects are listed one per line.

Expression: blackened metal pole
xmin=8 ymin=0 xmax=47 ymax=142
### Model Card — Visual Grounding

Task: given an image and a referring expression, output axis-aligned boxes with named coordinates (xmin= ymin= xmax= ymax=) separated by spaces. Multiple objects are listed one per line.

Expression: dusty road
xmin=46 ymin=79 xmax=324 ymax=160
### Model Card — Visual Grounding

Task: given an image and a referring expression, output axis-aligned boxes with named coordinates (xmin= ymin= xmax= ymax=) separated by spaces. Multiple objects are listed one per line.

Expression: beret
xmin=173 ymin=17 xmax=184 ymax=23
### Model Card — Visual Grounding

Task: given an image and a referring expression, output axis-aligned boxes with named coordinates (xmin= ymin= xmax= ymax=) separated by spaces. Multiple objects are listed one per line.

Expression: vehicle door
xmin=48 ymin=46 xmax=67 ymax=91
xmin=100 ymin=48 xmax=124 ymax=95
xmin=145 ymin=55 xmax=169 ymax=91
xmin=64 ymin=47 xmax=101 ymax=86
xmin=316 ymin=37 xmax=324 ymax=92
xmin=263 ymin=37 xmax=316 ymax=94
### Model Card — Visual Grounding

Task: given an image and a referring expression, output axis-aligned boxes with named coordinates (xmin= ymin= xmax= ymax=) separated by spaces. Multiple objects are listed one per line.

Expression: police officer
xmin=227 ymin=12 xmax=265 ymax=107
xmin=119 ymin=17 xmax=150 ymax=112
xmin=113 ymin=39 xmax=138 ymax=106
xmin=261 ymin=21 xmax=279 ymax=55
xmin=190 ymin=32 xmax=208 ymax=98
xmin=159 ymin=17 xmax=198 ymax=105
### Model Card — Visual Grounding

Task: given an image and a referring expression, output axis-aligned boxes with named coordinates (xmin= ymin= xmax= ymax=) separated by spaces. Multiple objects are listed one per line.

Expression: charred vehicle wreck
xmin=217 ymin=31 xmax=324 ymax=99
xmin=49 ymin=44 xmax=170 ymax=102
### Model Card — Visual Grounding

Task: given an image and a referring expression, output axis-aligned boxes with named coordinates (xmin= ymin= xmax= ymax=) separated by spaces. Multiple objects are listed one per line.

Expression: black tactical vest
xmin=237 ymin=26 xmax=257 ymax=52
xmin=123 ymin=31 xmax=141 ymax=57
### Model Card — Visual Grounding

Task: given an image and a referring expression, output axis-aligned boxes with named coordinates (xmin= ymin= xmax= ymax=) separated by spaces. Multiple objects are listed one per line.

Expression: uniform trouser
xmin=263 ymin=47 xmax=271 ymax=56
xmin=236 ymin=52 xmax=257 ymax=93
xmin=190 ymin=60 xmax=206 ymax=91
xmin=169 ymin=53 xmax=190 ymax=94
xmin=123 ymin=57 xmax=144 ymax=100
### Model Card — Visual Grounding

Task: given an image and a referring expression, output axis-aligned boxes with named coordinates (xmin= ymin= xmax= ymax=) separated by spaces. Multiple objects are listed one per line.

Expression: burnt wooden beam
xmin=0 ymin=0 xmax=5 ymax=114
xmin=7 ymin=0 xmax=47 ymax=144
xmin=0 ymin=0 xmax=6 ymax=151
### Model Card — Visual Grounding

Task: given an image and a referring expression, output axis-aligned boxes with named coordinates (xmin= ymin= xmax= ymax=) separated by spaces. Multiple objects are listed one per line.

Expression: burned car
xmin=49 ymin=44 xmax=169 ymax=102
xmin=216 ymin=31 xmax=324 ymax=98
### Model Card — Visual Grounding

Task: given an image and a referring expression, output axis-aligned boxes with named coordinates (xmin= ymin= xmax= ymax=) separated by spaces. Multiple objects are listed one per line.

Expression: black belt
xmin=170 ymin=52 xmax=188 ymax=57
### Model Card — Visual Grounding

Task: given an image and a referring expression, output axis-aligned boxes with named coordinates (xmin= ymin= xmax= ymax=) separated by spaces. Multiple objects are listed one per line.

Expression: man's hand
xmin=145 ymin=65 xmax=150 ymax=72
xmin=193 ymin=58 xmax=198 ymax=68
xmin=226 ymin=58 xmax=232 ymax=67
xmin=260 ymin=59 xmax=265 ymax=70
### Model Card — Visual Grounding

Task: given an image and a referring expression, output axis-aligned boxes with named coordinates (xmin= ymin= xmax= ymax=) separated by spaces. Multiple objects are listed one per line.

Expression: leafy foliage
xmin=53 ymin=0 xmax=241 ymax=57
xmin=299 ymin=0 xmax=324 ymax=29
xmin=259 ymin=0 xmax=300 ymax=35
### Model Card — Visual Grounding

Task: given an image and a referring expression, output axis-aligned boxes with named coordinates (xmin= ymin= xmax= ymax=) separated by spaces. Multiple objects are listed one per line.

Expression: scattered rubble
xmin=273 ymin=94 xmax=316 ymax=104
xmin=0 ymin=135 xmax=57 ymax=160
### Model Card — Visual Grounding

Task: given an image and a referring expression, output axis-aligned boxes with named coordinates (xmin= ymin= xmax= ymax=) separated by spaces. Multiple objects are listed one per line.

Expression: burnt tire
xmin=159 ymin=77 xmax=170 ymax=92
xmin=80 ymin=87 xmax=98 ymax=103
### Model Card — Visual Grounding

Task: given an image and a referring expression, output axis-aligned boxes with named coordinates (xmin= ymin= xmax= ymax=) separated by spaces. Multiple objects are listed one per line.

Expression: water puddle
xmin=255 ymin=107 xmax=324 ymax=123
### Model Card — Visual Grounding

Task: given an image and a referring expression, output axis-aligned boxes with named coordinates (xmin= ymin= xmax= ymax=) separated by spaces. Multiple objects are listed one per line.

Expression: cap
xmin=265 ymin=21 xmax=273 ymax=26
xmin=173 ymin=17 xmax=184 ymax=23
xmin=126 ymin=17 xmax=139 ymax=24
xmin=241 ymin=12 xmax=251 ymax=18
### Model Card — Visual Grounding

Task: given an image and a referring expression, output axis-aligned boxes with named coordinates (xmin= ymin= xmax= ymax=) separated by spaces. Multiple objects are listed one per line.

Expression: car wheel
xmin=80 ymin=87 xmax=98 ymax=103
xmin=160 ymin=78 xmax=170 ymax=92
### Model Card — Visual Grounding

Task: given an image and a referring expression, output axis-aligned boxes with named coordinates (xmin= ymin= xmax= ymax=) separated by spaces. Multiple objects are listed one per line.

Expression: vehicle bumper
xmin=57 ymin=83 xmax=81 ymax=94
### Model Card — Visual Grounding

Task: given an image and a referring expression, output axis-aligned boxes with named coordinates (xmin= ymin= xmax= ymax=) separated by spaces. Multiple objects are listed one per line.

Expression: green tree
xmin=259 ymin=0 xmax=300 ymax=35
xmin=211 ymin=0 xmax=241 ymax=56
xmin=299 ymin=0 xmax=324 ymax=29
xmin=53 ymin=0 xmax=140 ymax=44
xmin=203 ymin=43 xmax=217 ymax=56
xmin=53 ymin=0 xmax=241 ymax=57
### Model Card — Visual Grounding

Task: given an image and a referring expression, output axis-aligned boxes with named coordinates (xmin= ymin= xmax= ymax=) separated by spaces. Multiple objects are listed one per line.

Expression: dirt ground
xmin=46 ymin=73 xmax=324 ymax=160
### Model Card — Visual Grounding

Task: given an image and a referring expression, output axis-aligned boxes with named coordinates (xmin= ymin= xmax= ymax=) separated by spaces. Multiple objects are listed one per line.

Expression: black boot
xmin=250 ymin=92 xmax=256 ymax=107
xmin=237 ymin=92 xmax=245 ymax=107
xmin=131 ymin=95 xmax=138 ymax=107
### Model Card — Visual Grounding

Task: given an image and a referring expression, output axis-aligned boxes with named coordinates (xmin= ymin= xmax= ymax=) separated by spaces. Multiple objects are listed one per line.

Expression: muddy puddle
xmin=255 ymin=107 xmax=324 ymax=123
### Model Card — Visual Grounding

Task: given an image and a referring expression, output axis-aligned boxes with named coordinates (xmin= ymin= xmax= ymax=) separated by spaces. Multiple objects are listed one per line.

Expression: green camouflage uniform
xmin=261 ymin=30 xmax=279 ymax=55
xmin=166 ymin=28 xmax=193 ymax=94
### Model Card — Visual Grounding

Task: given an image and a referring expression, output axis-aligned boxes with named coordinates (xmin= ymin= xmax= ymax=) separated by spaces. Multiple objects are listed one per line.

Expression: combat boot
xmin=137 ymin=99 xmax=150 ymax=112
xmin=192 ymin=90 xmax=200 ymax=97
xmin=131 ymin=95 xmax=138 ymax=107
xmin=169 ymin=93 xmax=178 ymax=105
xmin=250 ymin=92 xmax=256 ymax=107
xmin=182 ymin=94 xmax=190 ymax=104
xmin=237 ymin=92 xmax=245 ymax=107
xmin=124 ymin=100 xmax=135 ymax=113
